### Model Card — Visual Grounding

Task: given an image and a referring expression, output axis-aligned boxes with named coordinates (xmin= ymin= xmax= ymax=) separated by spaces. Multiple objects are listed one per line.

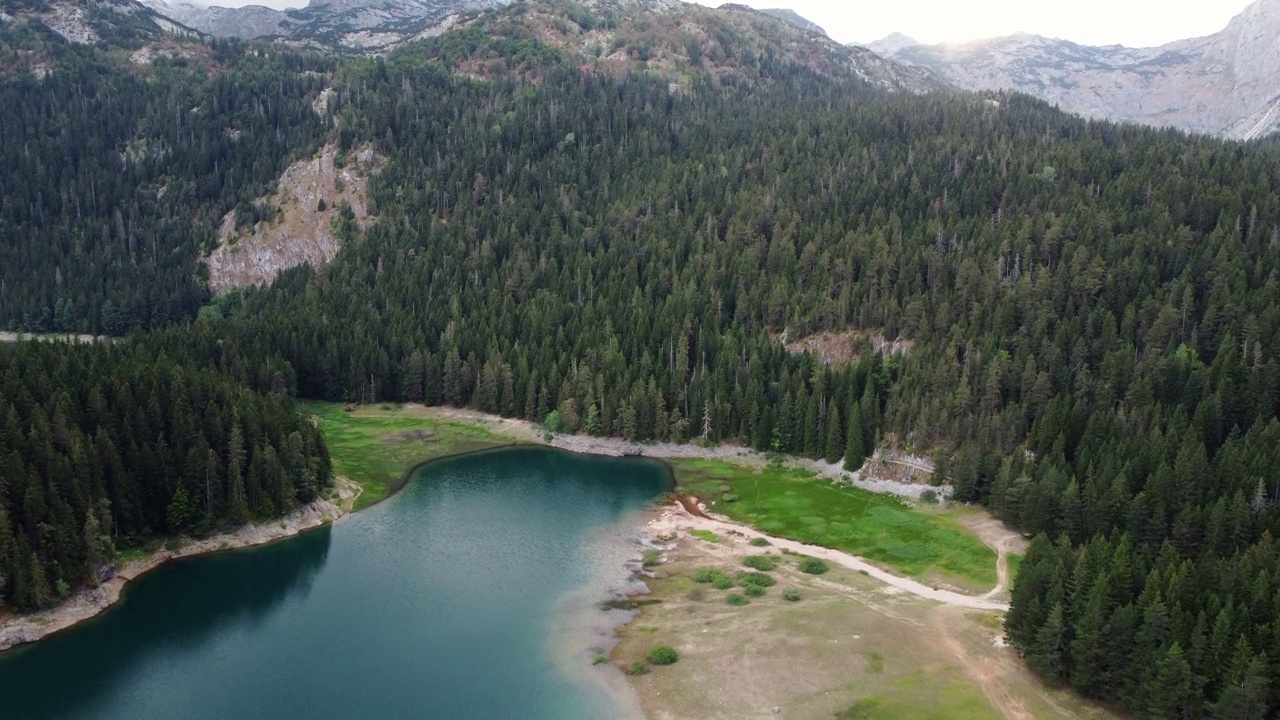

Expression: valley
xmin=1 ymin=0 xmax=1279 ymax=716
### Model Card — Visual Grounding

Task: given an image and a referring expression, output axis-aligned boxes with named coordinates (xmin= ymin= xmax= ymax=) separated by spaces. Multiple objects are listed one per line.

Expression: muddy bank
xmin=0 ymin=477 xmax=361 ymax=653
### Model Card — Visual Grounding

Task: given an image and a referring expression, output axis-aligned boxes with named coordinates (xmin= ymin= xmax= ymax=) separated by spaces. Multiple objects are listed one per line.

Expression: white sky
xmin=194 ymin=0 xmax=1257 ymax=48
xmin=695 ymin=0 xmax=1256 ymax=47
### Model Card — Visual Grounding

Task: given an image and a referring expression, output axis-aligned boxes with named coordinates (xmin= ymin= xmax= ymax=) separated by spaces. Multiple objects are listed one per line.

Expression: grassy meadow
xmin=301 ymin=402 xmax=514 ymax=510
xmin=672 ymin=458 xmax=997 ymax=589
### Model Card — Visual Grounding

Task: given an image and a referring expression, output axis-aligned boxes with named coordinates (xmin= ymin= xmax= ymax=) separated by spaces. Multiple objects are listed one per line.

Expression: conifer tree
xmin=844 ymin=402 xmax=866 ymax=471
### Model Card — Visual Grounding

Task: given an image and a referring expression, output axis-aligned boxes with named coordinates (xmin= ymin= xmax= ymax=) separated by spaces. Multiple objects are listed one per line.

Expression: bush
xmin=627 ymin=661 xmax=649 ymax=675
xmin=743 ymin=555 xmax=777 ymax=571
xmin=694 ymin=567 xmax=735 ymax=589
xmin=726 ymin=593 xmax=750 ymax=606
xmin=799 ymin=557 xmax=829 ymax=575
xmin=647 ymin=646 xmax=679 ymax=665
xmin=749 ymin=537 xmax=771 ymax=547
xmin=721 ymin=493 xmax=740 ymax=503
xmin=783 ymin=589 xmax=801 ymax=602
xmin=642 ymin=549 xmax=662 ymax=567
xmin=686 ymin=588 xmax=705 ymax=601
xmin=920 ymin=489 xmax=939 ymax=504
xmin=593 ymin=655 xmax=608 ymax=665
xmin=743 ymin=584 xmax=765 ymax=597
xmin=740 ymin=571 xmax=776 ymax=587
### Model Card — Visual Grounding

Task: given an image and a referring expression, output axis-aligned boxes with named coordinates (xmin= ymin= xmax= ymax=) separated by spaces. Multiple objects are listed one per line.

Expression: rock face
xmin=757 ymin=7 xmax=825 ymax=37
xmin=139 ymin=0 xmax=502 ymax=47
xmin=867 ymin=0 xmax=1280 ymax=139
xmin=204 ymin=144 xmax=382 ymax=295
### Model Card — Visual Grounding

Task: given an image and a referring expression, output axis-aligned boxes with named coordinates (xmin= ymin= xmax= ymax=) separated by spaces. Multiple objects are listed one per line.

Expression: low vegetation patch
xmin=782 ymin=588 xmax=801 ymax=602
xmin=642 ymin=549 xmax=663 ymax=567
xmin=646 ymin=646 xmax=679 ymax=665
xmin=739 ymin=571 xmax=776 ymax=587
xmin=742 ymin=555 xmax=778 ymax=571
xmin=689 ymin=529 xmax=720 ymax=543
xmin=627 ymin=661 xmax=649 ymax=676
xmin=743 ymin=584 xmax=766 ymax=597
xmin=673 ymin=458 xmax=996 ymax=587
xmin=725 ymin=593 xmax=750 ymax=606
xmin=301 ymin=402 xmax=508 ymax=509
xmin=799 ymin=557 xmax=829 ymax=575
xmin=749 ymin=537 xmax=771 ymax=547
xmin=692 ymin=567 xmax=735 ymax=589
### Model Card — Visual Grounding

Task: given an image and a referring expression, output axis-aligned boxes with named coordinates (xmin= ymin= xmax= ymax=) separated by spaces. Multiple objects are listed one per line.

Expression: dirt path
xmin=954 ymin=513 xmax=1027 ymax=600
xmin=931 ymin=606 xmax=1036 ymax=720
xmin=924 ymin=512 xmax=1089 ymax=720
xmin=650 ymin=500 xmax=1009 ymax=611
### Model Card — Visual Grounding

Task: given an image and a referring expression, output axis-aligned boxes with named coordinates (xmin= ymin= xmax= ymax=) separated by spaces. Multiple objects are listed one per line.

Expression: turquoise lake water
xmin=0 ymin=447 xmax=671 ymax=719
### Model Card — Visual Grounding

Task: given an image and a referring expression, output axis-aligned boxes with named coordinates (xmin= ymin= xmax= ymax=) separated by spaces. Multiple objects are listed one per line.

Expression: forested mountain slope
xmin=208 ymin=35 xmax=1280 ymax=715
xmin=2 ymin=0 xmax=1280 ymax=715
xmin=0 ymin=339 xmax=332 ymax=612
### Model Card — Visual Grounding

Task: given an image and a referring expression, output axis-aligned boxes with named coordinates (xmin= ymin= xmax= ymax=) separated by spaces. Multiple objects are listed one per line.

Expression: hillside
xmin=869 ymin=0 xmax=1280 ymax=139
xmin=3 ymin=1 xmax=1280 ymax=716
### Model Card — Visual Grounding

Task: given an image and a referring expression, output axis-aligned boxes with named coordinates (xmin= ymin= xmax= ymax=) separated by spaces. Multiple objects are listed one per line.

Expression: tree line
xmin=0 ymin=340 xmax=331 ymax=612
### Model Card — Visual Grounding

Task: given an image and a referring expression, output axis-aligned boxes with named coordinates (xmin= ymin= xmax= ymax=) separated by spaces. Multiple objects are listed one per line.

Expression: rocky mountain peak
xmin=867 ymin=0 xmax=1280 ymax=139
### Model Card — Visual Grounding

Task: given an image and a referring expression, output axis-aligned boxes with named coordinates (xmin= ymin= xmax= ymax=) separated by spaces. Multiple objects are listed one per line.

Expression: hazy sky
xmin=693 ymin=0 xmax=1256 ymax=47
xmin=199 ymin=0 xmax=1257 ymax=48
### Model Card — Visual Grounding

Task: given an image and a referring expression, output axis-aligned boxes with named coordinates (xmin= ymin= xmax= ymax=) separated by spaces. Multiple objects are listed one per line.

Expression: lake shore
xmin=0 ymin=402 xmax=946 ymax=656
xmin=417 ymin=405 xmax=949 ymax=502
xmin=0 ymin=476 xmax=361 ymax=654
xmin=611 ymin=501 xmax=1107 ymax=720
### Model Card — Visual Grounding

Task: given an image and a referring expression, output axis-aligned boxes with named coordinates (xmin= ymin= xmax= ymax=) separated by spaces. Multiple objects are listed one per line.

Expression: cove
xmin=0 ymin=447 xmax=672 ymax=719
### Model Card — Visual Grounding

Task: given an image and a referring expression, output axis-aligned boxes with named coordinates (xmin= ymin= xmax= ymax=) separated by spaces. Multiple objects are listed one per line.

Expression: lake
xmin=0 ymin=447 xmax=672 ymax=719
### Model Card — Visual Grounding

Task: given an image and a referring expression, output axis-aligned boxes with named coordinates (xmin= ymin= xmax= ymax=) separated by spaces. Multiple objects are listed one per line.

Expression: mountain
xmin=421 ymin=0 xmax=940 ymax=92
xmin=868 ymin=0 xmax=1280 ymax=139
xmin=1 ymin=0 xmax=194 ymax=45
xmin=756 ymin=7 xmax=823 ymax=36
xmin=139 ymin=0 xmax=501 ymax=47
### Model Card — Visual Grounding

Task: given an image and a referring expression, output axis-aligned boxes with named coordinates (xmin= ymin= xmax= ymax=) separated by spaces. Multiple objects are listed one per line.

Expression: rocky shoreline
xmin=0 ymin=476 xmax=360 ymax=653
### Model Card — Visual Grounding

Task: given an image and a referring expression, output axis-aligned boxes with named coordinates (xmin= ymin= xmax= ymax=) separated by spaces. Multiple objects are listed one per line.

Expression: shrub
xmin=627 ymin=661 xmax=649 ymax=676
xmin=743 ymin=584 xmax=765 ymax=597
xmin=783 ymin=589 xmax=801 ymax=602
xmin=920 ymin=489 xmax=939 ymax=504
xmin=743 ymin=555 xmax=777 ymax=571
xmin=690 ymin=529 xmax=720 ymax=543
xmin=694 ymin=568 xmax=735 ymax=589
xmin=642 ymin=549 xmax=662 ymax=567
xmin=740 ymin=571 xmax=776 ymax=587
xmin=799 ymin=557 xmax=829 ymax=575
xmin=686 ymin=588 xmax=705 ymax=601
xmin=647 ymin=646 xmax=679 ymax=665
xmin=749 ymin=537 xmax=771 ymax=547
xmin=721 ymin=493 xmax=740 ymax=503
xmin=726 ymin=593 xmax=750 ymax=606
xmin=593 ymin=655 xmax=608 ymax=665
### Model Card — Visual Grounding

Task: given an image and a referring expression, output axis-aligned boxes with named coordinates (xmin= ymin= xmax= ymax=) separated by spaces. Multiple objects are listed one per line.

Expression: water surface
xmin=0 ymin=447 xmax=670 ymax=719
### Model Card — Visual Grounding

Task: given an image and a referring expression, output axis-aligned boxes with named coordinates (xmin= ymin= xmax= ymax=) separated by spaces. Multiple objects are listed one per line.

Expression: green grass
xmin=1007 ymin=553 xmax=1023 ymax=582
xmin=835 ymin=675 xmax=999 ymax=719
xmin=674 ymin=458 xmax=996 ymax=588
xmin=689 ymin=529 xmax=721 ymax=543
xmin=301 ymin=402 xmax=511 ymax=509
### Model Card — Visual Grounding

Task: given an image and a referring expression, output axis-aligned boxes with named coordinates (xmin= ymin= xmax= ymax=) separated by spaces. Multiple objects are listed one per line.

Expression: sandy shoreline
xmin=0 ymin=476 xmax=361 ymax=654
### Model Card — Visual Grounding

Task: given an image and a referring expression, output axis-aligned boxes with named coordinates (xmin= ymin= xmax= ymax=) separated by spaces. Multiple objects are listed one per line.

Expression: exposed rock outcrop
xmin=204 ymin=144 xmax=382 ymax=295
xmin=867 ymin=0 xmax=1280 ymax=139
